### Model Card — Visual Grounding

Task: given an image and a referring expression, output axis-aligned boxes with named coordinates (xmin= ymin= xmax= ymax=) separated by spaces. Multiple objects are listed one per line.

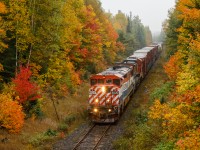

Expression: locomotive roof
xmin=149 ymin=43 xmax=159 ymax=46
xmin=142 ymin=47 xmax=154 ymax=50
xmin=96 ymin=65 xmax=132 ymax=78
xmin=133 ymin=51 xmax=148 ymax=56
xmin=135 ymin=49 xmax=151 ymax=53
xmin=129 ymin=54 xmax=146 ymax=59
xmin=123 ymin=59 xmax=137 ymax=64
xmin=126 ymin=56 xmax=137 ymax=61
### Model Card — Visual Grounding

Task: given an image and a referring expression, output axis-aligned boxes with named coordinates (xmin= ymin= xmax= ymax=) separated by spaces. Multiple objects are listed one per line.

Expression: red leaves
xmin=12 ymin=66 xmax=41 ymax=104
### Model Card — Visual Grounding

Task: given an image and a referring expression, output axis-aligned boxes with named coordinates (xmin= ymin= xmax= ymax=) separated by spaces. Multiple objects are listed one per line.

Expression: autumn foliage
xmin=0 ymin=94 xmax=25 ymax=133
xmin=149 ymin=0 xmax=200 ymax=148
xmin=12 ymin=66 xmax=41 ymax=104
xmin=163 ymin=51 xmax=183 ymax=80
xmin=176 ymin=128 xmax=200 ymax=150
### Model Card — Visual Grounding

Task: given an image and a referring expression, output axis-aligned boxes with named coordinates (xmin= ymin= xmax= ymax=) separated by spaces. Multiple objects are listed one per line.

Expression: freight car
xmin=88 ymin=45 xmax=159 ymax=123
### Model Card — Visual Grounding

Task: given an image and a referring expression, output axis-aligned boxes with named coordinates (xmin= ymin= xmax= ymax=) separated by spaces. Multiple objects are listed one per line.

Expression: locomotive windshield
xmin=98 ymin=79 xmax=104 ymax=84
xmin=91 ymin=78 xmax=120 ymax=86
xmin=113 ymin=79 xmax=120 ymax=86
xmin=106 ymin=79 xmax=112 ymax=84
xmin=91 ymin=79 xmax=97 ymax=85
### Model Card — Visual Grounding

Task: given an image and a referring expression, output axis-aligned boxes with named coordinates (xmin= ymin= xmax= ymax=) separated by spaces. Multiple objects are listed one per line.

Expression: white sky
xmin=100 ymin=0 xmax=176 ymax=33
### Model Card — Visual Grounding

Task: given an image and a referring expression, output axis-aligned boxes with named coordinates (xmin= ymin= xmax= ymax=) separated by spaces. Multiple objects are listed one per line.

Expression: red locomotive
xmin=88 ymin=44 xmax=159 ymax=123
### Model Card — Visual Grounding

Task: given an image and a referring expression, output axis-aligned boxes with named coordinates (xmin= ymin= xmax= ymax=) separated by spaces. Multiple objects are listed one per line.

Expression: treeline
xmin=110 ymin=11 xmax=152 ymax=56
xmin=0 ymin=0 xmax=152 ymax=133
xmin=158 ymin=0 xmax=200 ymax=148
xmin=114 ymin=0 xmax=200 ymax=149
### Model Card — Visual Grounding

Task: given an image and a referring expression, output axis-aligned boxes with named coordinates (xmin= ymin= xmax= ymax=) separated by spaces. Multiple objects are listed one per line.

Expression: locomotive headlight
xmin=94 ymin=108 xmax=98 ymax=113
xmin=95 ymin=99 xmax=99 ymax=103
xmin=108 ymin=109 xmax=112 ymax=112
xmin=102 ymin=86 xmax=106 ymax=93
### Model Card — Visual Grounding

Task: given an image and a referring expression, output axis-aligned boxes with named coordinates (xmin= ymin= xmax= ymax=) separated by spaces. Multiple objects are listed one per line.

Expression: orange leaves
xmin=164 ymin=52 xmax=184 ymax=80
xmin=0 ymin=94 xmax=25 ymax=133
xmin=175 ymin=85 xmax=200 ymax=104
xmin=0 ymin=2 xmax=6 ymax=13
xmin=177 ymin=0 xmax=200 ymax=21
xmin=116 ymin=42 xmax=125 ymax=52
xmin=79 ymin=48 xmax=88 ymax=58
xmin=65 ymin=61 xmax=81 ymax=85
xmin=176 ymin=128 xmax=200 ymax=150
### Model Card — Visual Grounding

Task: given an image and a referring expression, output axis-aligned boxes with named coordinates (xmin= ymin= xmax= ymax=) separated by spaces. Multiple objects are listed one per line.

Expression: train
xmin=87 ymin=44 xmax=161 ymax=123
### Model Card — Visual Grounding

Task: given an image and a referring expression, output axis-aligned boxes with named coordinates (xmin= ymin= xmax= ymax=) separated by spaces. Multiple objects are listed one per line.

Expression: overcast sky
xmin=100 ymin=0 xmax=176 ymax=34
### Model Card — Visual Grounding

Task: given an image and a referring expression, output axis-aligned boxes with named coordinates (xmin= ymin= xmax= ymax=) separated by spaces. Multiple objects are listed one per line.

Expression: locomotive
xmin=88 ymin=44 xmax=160 ymax=123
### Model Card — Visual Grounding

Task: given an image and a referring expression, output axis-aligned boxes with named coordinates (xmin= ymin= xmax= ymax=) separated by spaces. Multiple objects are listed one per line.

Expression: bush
xmin=0 ymin=94 xmax=25 ymax=133
xmin=130 ymin=124 xmax=161 ymax=150
xmin=153 ymin=141 xmax=175 ymax=150
xmin=44 ymin=129 xmax=57 ymax=136
xmin=58 ymin=123 xmax=69 ymax=132
xmin=150 ymin=81 xmax=174 ymax=104
xmin=135 ymin=110 xmax=148 ymax=125
xmin=113 ymin=138 xmax=132 ymax=150
xmin=24 ymin=99 xmax=44 ymax=119
xmin=113 ymin=109 xmax=162 ymax=150
xmin=64 ymin=114 xmax=76 ymax=125
xmin=29 ymin=129 xmax=57 ymax=146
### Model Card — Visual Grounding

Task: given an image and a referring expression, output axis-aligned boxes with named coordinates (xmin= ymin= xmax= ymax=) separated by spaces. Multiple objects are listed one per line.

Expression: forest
xmin=1 ymin=0 xmax=199 ymax=149
xmin=0 ymin=0 xmax=152 ymax=134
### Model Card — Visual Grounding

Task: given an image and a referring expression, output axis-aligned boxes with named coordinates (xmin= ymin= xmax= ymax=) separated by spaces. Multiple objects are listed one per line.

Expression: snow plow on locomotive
xmin=88 ymin=44 xmax=160 ymax=123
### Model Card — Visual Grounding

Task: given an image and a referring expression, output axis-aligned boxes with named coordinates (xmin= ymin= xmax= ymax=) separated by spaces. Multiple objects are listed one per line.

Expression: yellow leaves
xmin=113 ymin=22 xmax=122 ymax=31
xmin=149 ymin=100 xmax=195 ymax=139
xmin=149 ymin=100 xmax=165 ymax=119
xmin=176 ymin=66 xmax=199 ymax=93
xmin=29 ymin=63 xmax=42 ymax=78
xmin=190 ymin=34 xmax=200 ymax=53
xmin=105 ymin=41 xmax=111 ymax=48
xmin=0 ymin=2 xmax=7 ymax=52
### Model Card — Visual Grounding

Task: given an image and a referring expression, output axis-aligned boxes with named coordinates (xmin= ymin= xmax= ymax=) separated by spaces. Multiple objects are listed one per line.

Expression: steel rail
xmin=72 ymin=124 xmax=96 ymax=150
xmin=92 ymin=125 xmax=111 ymax=150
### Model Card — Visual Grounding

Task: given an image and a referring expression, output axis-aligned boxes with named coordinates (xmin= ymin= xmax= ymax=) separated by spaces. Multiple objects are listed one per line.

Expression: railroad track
xmin=72 ymin=124 xmax=111 ymax=150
